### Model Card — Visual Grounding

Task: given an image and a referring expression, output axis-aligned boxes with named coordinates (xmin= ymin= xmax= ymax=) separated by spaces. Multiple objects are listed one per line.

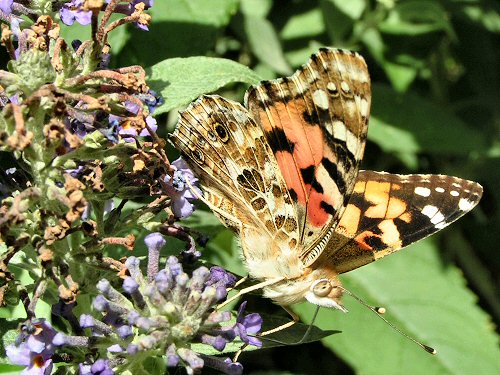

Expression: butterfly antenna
xmin=296 ymin=304 xmax=321 ymax=344
xmin=339 ymin=286 xmax=437 ymax=355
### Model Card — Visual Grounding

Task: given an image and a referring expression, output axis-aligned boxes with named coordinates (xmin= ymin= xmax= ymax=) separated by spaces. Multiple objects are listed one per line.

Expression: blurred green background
xmin=66 ymin=0 xmax=500 ymax=374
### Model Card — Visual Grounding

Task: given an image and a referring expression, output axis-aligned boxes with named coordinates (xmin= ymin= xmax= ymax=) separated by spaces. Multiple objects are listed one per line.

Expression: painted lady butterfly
xmin=170 ymin=48 xmax=482 ymax=311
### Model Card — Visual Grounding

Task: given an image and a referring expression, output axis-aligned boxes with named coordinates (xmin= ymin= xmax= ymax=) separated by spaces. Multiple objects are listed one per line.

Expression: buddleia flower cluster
xmin=0 ymin=1 xmax=263 ymax=373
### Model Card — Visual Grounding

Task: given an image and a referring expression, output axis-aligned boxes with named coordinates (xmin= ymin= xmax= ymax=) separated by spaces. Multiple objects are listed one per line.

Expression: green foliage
xmin=146 ymin=57 xmax=261 ymax=115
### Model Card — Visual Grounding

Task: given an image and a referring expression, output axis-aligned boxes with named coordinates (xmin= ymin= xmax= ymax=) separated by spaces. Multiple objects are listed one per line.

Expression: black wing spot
xmin=320 ymin=200 xmax=335 ymax=215
xmin=364 ymin=235 xmax=385 ymax=251
xmin=303 ymin=110 xmax=321 ymax=125
xmin=192 ymin=149 xmax=204 ymax=164
xmin=265 ymin=128 xmax=294 ymax=153
xmin=301 ymin=166 xmax=315 ymax=184
xmin=321 ymin=157 xmax=347 ymax=195
xmin=214 ymin=123 xmax=229 ymax=143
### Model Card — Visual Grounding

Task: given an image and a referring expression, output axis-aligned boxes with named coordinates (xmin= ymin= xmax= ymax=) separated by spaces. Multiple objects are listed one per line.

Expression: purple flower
xmin=163 ymin=157 xmax=202 ymax=218
xmin=138 ymin=90 xmax=164 ymax=113
xmin=144 ymin=232 xmax=166 ymax=253
xmin=201 ymin=334 xmax=228 ymax=351
xmin=79 ymin=358 xmax=114 ymax=375
xmin=60 ymin=0 xmax=92 ymax=26
xmin=110 ymin=101 xmax=158 ymax=141
xmin=222 ymin=358 xmax=244 ymax=375
xmin=201 ymin=355 xmax=244 ymax=375
xmin=166 ymin=344 xmax=180 ymax=367
xmin=0 ymin=0 xmax=13 ymax=15
xmin=205 ymin=266 xmax=237 ymax=289
xmin=234 ymin=302 xmax=263 ymax=347
xmin=70 ymin=258 xmax=239 ymax=374
xmin=6 ymin=320 xmax=57 ymax=374
xmin=107 ymin=0 xmax=154 ymax=30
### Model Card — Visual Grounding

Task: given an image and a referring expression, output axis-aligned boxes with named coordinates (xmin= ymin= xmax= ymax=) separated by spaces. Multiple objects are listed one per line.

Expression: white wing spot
xmin=312 ymin=89 xmax=329 ymax=110
xmin=422 ymin=205 xmax=445 ymax=225
xmin=435 ymin=187 xmax=445 ymax=193
xmin=327 ymin=82 xmax=337 ymax=92
xmin=459 ymin=198 xmax=474 ymax=211
xmin=360 ymin=97 xmax=369 ymax=117
xmin=422 ymin=205 xmax=439 ymax=218
xmin=452 ymin=182 xmax=461 ymax=188
xmin=231 ymin=127 xmax=245 ymax=146
xmin=340 ymin=81 xmax=350 ymax=93
xmin=414 ymin=186 xmax=431 ymax=197
xmin=333 ymin=120 xmax=358 ymax=156
xmin=434 ymin=221 xmax=448 ymax=229
xmin=450 ymin=190 xmax=459 ymax=197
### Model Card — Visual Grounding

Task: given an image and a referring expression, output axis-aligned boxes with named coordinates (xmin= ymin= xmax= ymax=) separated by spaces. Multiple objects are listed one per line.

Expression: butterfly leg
xmin=216 ymin=277 xmax=285 ymax=310
xmin=227 ymin=275 xmax=248 ymax=292
xmin=259 ymin=305 xmax=299 ymax=336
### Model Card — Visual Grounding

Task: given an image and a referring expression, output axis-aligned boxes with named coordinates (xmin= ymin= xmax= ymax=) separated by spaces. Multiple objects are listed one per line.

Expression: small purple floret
xmin=163 ymin=157 xmax=202 ymax=219
xmin=234 ymin=302 xmax=263 ymax=347
xmin=60 ymin=0 xmax=92 ymax=26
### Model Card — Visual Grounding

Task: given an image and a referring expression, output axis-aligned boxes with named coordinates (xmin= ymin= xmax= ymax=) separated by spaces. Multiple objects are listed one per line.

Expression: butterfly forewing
xmin=245 ymin=48 xmax=371 ymax=265
xmin=323 ymin=171 xmax=483 ymax=274
xmin=171 ymin=95 xmax=299 ymax=241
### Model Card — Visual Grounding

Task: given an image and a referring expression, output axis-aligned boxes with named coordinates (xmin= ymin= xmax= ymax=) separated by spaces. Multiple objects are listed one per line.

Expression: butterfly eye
xmin=312 ymin=279 xmax=332 ymax=297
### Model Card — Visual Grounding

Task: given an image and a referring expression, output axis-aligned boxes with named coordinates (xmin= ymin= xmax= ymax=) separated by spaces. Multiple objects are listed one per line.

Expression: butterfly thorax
xmin=241 ymin=227 xmax=303 ymax=280
xmin=241 ymin=227 xmax=345 ymax=308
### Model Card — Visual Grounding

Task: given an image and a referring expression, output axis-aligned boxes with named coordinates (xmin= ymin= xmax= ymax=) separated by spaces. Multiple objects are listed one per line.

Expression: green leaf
xmin=240 ymin=0 xmax=274 ymax=18
xmin=382 ymin=60 xmax=418 ymax=92
xmin=146 ymin=57 xmax=261 ymax=115
xmin=461 ymin=3 xmax=500 ymax=33
xmin=280 ymin=8 xmax=325 ymax=40
xmin=294 ymin=239 xmax=499 ymax=375
xmin=192 ymin=312 xmax=337 ymax=356
xmin=258 ymin=313 xmax=339 ymax=348
xmin=379 ymin=0 xmax=454 ymax=36
xmin=114 ymin=0 xmax=238 ymax=66
xmin=369 ymin=84 xmax=486 ymax=155
xmin=0 ymin=364 xmax=25 ymax=374
xmin=244 ymin=15 xmax=292 ymax=75
xmin=320 ymin=0 xmax=354 ymax=44
xmin=152 ymin=0 xmax=239 ymax=27
xmin=328 ymin=0 xmax=366 ymax=20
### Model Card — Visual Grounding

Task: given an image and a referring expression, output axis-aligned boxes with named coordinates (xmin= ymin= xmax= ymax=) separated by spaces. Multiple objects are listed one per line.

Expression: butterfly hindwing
xmin=245 ymin=48 xmax=371 ymax=265
xmin=323 ymin=171 xmax=483 ymax=274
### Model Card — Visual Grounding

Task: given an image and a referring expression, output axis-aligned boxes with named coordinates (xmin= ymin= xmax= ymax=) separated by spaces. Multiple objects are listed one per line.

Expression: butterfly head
xmin=304 ymin=278 xmax=347 ymax=312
